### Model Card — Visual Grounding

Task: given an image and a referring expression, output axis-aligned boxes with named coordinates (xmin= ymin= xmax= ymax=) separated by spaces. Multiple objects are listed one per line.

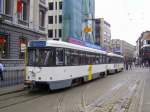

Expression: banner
xmin=17 ymin=0 xmax=22 ymax=13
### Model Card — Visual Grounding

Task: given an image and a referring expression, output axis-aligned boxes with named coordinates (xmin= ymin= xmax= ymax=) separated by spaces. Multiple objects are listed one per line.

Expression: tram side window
xmin=72 ymin=50 xmax=79 ymax=65
xmin=96 ymin=55 xmax=100 ymax=64
xmin=99 ymin=55 xmax=103 ymax=64
xmin=102 ymin=55 xmax=105 ymax=64
xmin=79 ymin=51 xmax=86 ymax=65
xmin=108 ymin=57 xmax=112 ymax=63
xmin=87 ymin=53 xmax=93 ymax=64
xmin=90 ymin=53 xmax=95 ymax=64
xmin=56 ymin=48 xmax=64 ymax=66
xmin=65 ymin=49 xmax=71 ymax=65
xmin=106 ymin=56 xmax=109 ymax=64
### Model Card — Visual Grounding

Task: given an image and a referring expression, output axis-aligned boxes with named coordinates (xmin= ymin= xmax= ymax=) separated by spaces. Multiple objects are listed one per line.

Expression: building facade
xmin=95 ymin=18 xmax=111 ymax=51
xmin=63 ymin=0 xmax=95 ymax=44
xmin=47 ymin=0 xmax=62 ymax=39
xmin=136 ymin=31 xmax=150 ymax=64
xmin=0 ymin=0 xmax=48 ymax=59
xmin=111 ymin=39 xmax=136 ymax=59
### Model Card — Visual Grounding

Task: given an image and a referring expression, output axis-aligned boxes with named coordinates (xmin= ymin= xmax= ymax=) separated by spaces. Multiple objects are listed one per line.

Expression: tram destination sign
xmin=30 ymin=41 xmax=46 ymax=47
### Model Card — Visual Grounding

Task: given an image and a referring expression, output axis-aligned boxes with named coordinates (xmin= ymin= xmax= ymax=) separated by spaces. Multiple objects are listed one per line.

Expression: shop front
xmin=0 ymin=33 xmax=8 ymax=59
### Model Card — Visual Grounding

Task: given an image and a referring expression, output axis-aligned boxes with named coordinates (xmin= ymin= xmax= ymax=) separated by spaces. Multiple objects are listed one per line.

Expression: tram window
xmin=28 ymin=48 xmax=55 ymax=66
xmin=99 ymin=55 xmax=102 ymax=64
xmin=70 ymin=50 xmax=79 ymax=65
xmin=88 ymin=53 xmax=93 ymax=64
xmin=106 ymin=56 xmax=109 ymax=64
xmin=109 ymin=57 xmax=112 ymax=63
xmin=65 ymin=49 xmax=71 ymax=65
xmin=102 ymin=55 xmax=104 ymax=64
xmin=90 ymin=53 xmax=95 ymax=64
xmin=56 ymin=48 xmax=64 ymax=66
xmin=86 ymin=53 xmax=90 ymax=64
xmin=96 ymin=55 xmax=100 ymax=64
xmin=79 ymin=51 xmax=85 ymax=65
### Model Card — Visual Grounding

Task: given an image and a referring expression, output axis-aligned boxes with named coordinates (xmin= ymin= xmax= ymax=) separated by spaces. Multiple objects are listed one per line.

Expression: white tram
xmin=107 ymin=53 xmax=124 ymax=74
xmin=26 ymin=40 xmax=124 ymax=90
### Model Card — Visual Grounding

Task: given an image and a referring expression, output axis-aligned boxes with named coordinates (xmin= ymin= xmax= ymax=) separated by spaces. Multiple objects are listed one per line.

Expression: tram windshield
xmin=27 ymin=48 xmax=55 ymax=67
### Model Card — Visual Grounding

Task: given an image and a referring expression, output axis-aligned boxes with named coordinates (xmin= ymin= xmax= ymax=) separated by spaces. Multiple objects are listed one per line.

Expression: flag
xmin=17 ymin=0 xmax=22 ymax=13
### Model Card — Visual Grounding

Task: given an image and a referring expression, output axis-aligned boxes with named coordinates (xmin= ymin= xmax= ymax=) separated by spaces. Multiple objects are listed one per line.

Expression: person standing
xmin=125 ymin=61 xmax=128 ymax=70
xmin=129 ymin=61 xmax=132 ymax=70
xmin=0 ymin=62 xmax=4 ymax=81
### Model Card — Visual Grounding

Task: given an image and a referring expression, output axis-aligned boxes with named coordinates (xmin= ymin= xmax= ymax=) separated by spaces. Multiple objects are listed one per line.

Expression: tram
xmin=107 ymin=53 xmax=124 ymax=74
xmin=25 ymin=40 xmax=124 ymax=90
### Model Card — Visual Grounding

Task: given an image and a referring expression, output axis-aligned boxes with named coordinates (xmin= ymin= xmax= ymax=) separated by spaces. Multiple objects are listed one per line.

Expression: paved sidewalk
xmin=0 ymin=84 xmax=25 ymax=96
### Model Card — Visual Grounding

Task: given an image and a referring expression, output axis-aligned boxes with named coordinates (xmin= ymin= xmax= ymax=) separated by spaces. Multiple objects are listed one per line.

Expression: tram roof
xmin=107 ymin=52 xmax=123 ymax=58
xmin=29 ymin=40 xmax=107 ymax=54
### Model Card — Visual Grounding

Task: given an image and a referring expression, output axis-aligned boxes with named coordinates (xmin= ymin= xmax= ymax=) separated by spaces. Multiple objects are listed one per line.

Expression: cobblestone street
xmin=0 ymin=68 xmax=149 ymax=112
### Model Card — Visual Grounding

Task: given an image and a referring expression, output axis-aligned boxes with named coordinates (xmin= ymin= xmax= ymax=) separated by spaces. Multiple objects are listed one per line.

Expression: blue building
xmin=62 ymin=0 xmax=95 ymax=45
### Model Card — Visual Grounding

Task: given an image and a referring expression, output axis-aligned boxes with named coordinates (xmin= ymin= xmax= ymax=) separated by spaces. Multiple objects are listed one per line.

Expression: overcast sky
xmin=95 ymin=0 xmax=150 ymax=45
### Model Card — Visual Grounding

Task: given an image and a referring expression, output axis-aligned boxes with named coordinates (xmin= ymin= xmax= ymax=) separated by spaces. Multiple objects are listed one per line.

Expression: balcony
xmin=18 ymin=19 xmax=29 ymax=27
xmin=0 ymin=13 xmax=12 ymax=22
xmin=39 ymin=26 xmax=46 ymax=31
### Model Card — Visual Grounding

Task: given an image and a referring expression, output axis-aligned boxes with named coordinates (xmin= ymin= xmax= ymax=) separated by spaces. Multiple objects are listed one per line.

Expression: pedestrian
xmin=129 ymin=61 xmax=132 ymax=70
xmin=126 ymin=62 xmax=128 ymax=70
xmin=0 ymin=62 xmax=4 ymax=81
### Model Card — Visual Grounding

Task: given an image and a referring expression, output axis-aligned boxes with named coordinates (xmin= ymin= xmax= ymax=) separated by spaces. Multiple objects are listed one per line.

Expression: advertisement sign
xmin=0 ymin=36 xmax=6 ymax=44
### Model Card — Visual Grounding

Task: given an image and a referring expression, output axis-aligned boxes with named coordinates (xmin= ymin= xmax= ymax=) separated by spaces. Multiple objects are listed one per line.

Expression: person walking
xmin=125 ymin=61 xmax=128 ymax=70
xmin=129 ymin=61 xmax=132 ymax=70
xmin=0 ymin=62 xmax=4 ymax=81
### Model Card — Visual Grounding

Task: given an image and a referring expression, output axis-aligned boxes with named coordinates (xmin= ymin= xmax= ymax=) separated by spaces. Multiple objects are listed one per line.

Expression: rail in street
xmin=0 ymin=67 xmax=149 ymax=112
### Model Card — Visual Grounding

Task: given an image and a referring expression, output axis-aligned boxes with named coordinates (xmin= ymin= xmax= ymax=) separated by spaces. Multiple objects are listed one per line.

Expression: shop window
xmin=19 ymin=38 xmax=27 ymax=59
xmin=0 ymin=35 xmax=8 ymax=58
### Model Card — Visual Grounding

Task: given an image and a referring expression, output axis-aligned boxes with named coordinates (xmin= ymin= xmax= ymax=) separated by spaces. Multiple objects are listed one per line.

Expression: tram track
xmin=0 ymin=89 xmax=50 ymax=110
xmin=0 ymin=69 xmax=147 ymax=112
xmin=0 ymin=91 xmax=28 ymax=102
xmin=84 ymin=74 xmax=144 ymax=112
xmin=56 ymin=92 xmax=65 ymax=112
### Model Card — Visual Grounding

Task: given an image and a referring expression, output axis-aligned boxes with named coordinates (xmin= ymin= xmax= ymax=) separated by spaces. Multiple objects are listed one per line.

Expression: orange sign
xmin=84 ymin=26 xmax=92 ymax=33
